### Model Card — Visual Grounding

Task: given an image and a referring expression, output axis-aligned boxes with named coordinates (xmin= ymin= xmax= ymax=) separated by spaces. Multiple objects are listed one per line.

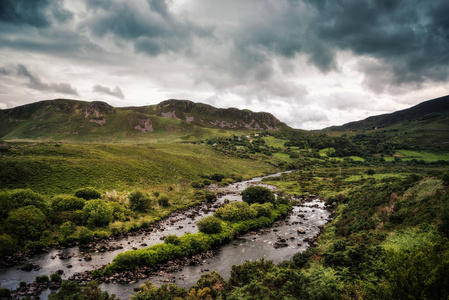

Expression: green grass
xmin=0 ymin=142 xmax=277 ymax=195
xmin=396 ymin=150 xmax=449 ymax=162
xmin=272 ymin=152 xmax=294 ymax=162
xmin=319 ymin=148 xmax=334 ymax=157
xmin=263 ymin=136 xmax=287 ymax=148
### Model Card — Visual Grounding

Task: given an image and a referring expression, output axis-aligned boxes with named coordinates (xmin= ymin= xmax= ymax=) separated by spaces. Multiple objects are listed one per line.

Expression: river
xmin=0 ymin=172 xmax=331 ymax=299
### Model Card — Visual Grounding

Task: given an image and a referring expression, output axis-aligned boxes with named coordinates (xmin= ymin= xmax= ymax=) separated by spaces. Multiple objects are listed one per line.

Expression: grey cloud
xmin=17 ymin=64 xmax=79 ymax=96
xmin=303 ymin=0 xmax=449 ymax=87
xmin=93 ymin=85 xmax=125 ymax=99
xmin=0 ymin=0 xmax=73 ymax=28
xmin=82 ymin=0 xmax=210 ymax=57
xmin=147 ymin=0 xmax=170 ymax=18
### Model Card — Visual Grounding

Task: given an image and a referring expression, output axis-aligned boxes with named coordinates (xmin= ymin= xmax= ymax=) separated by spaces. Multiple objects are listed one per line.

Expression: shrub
xmin=129 ymin=191 xmax=152 ymax=212
xmin=74 ymin=187 xmax=101 ymax=200
xmin=60 ymin=221 xmax=75 ymax=239
xmin=0 ymin=288 xmax=11 ymax=298
xmin=51 ymin=195 xmax=86 ymax=212
xmin=164 ymin=235 xmax=181 ymax=245
xmin=82 ymin=200 xmax=113 ymax=228
xmin=50 ymin=273 xmax=62 ymax=282
xmin=366 ymin=169 xmax=375 ymax=175
xmin=443 ymin=172 xmax=449 ymax=186
xmin=158 ymin=195 xmax=170 ymax=207
xmin=214 ymin=202 xmax=257 ymax=222
xmin=251 ymin=203 xmax=274 ymax=218
xmin=197 ymin=216 xmax=223 ymax=234
xmin=5 ymin=205 xmax=46 ymax=242
xmin=211 ymin=173 xmax=225 ymax=182
xmin=36 ymin=275 xmax=49 ymax=283
xmin=78 ymin=226 xmax=94 ymax=244
xmin=0 ymin=189 xmax=49 ymax=219
xmin=0 ymin=234 xmax=17 ymax=256
xmin=190 ymin=181 xmax=204 ymax=188
xmin=241 ymin=186 xmax=275 ymax=204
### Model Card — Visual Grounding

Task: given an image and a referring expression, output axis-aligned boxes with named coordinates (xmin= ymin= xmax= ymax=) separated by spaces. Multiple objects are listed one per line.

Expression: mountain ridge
xmin=326 ymin=94 xmax=449 ymax=131
xmin=0 ymin=98 xmax=290 ymax=142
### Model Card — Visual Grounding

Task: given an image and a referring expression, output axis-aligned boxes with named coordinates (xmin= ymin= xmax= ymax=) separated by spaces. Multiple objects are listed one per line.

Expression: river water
xmin=0 ymin=172 xmax=330 ymax=299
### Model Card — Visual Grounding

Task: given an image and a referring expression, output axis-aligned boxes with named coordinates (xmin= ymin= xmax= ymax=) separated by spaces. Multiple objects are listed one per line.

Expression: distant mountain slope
xmin=0 ymin=99 xmax=289 ymax=142
xmin=327 ymin=95 xmax=449 ymax=131
xmin=124 ymin=99 xmax=288 ymax=131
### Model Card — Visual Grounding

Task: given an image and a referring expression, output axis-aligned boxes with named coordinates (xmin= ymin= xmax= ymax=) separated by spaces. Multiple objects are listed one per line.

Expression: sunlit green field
xmin=0 ymin=142 xmax=277 ymax=195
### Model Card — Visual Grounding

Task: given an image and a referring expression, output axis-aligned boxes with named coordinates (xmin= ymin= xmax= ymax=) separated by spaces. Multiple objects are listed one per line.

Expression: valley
xmin=0 ymin=96 xmax=449 ymax=299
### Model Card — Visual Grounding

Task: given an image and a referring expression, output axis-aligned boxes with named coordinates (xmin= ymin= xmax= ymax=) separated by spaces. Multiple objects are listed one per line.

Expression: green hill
xmin=0 ymin=99 xmax=290 ymax=143
xmin=324 ymin=95 xmax=449 ymax=149
xmin=327 ymin=95 xmax=449 ymax=131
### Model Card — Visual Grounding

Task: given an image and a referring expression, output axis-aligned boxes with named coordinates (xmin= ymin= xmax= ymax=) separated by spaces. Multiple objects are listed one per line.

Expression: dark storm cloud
xmin=81 ymin=0 xmax=210 ymax=56
xmin=93 ymin=85 xmax=125 ymax=99
xmin=16 ymin=64 xmax=79 ymax=96
xmin=302 ymin=0 xmax=449 ymax=88
xmin=0 ymin=0 xmax=73 ymax=27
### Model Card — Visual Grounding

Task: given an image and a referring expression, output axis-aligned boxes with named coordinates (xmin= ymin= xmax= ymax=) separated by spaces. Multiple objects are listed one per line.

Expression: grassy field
xmin=262 ymin=136 xmax=287 ymax=148
xmin=396 ymin=149 xmax=449 ymax=161
xmin=0 ymin=142 xmax=277 ymax=195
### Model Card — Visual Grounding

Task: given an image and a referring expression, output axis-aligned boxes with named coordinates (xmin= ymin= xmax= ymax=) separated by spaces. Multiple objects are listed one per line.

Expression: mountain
xmin=0 ymin=99 xmax=290 ymax=142
xmin=324 ymin=94 xmax=449 ymax=149
xmin=327 ymin=95 xmax=449 ymax=131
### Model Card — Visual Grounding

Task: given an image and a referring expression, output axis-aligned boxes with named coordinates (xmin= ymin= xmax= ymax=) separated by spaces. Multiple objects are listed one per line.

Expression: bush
xmin=214 ymin=202 xmax=257 ymax=222
xmin=251 ymin=203 xmax=274 ymax=218
xmin=197 ymin=216 xmax=223 ymax=234
xmin=164 ymin=235 xmax=181 ymax=245
xmin=211 ymin=173 xmax=225 ymax=182
xmin=366 ymin=169 xmax=375 ymax=175
xmin=129 ymin=191 xmax=152 ymax=212
xmin=51 ymin=195 xmax=86 ymax=211
xmin=443 ymin=172 xmax=449 ymax=186
xmin=36 ymin=275 xmax=49 ymax=283
xmin=190 ymin=181 xmax=204 ymax=188
xmin=0 ymin=189 xmax=49 ymax=219
xmin=60 ymin=221 xmax=75 ymax=239
xmin=158 ymin=195 xmax=170 ymax=207
xmin=50 ymin=273 xmax=62 ymax=282
xmin=0 ymin=234 xmax=17 ymax=256
xmin=82 ymin=200 xmax=113 ymax=228
xmin=0 ymin=288 xmax=11 ymax=298
xmin=241 ymin=186 xmax=275 ymax=204
xmin=78 ymin=226 xmax=94 ymax=244
xmin=74 ymin=187 xmax=101 ymax=200
xmin=5 ymin=205 xmax=46 ymax=242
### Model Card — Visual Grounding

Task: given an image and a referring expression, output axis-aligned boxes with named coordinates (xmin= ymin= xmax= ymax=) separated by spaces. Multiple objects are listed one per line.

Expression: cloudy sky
xmin=1 ymin=0 xmax=448 ymax=129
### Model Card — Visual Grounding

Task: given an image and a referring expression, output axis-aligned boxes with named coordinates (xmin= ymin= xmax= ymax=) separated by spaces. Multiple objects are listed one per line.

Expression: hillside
xmin=327 ymin=95 xmax=449 ymax=131
xmin=0 ymin=99 xmax=290 ymax=142
xmin=324 ymin=95 xmax=449 ymax=149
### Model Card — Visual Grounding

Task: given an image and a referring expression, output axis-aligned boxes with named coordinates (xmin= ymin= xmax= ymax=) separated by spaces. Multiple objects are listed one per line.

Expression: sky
xmin=0 ymin=0 xmax=448 ymax=130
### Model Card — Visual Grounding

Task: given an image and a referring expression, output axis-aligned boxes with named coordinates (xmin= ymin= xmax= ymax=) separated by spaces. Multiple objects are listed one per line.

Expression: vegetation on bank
xmin=1 ymin=125 xmax=449 ymax=299
xmin=103 ymin=192 xmax=291 ymax=274
xmin=129 ymin=169 xmax=449 ymax=299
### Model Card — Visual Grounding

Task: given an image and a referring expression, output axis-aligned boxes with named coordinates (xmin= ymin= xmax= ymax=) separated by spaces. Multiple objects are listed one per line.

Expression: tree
xmin=129 ymin=191 xmax=152 ymax=212
xmin=197 ymin=216 xmax=223 ymax=234
xmin=5 ymin=205 xmax=46 ymax=242
xmin=241 ymin=186 xmax=275 ymax=204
